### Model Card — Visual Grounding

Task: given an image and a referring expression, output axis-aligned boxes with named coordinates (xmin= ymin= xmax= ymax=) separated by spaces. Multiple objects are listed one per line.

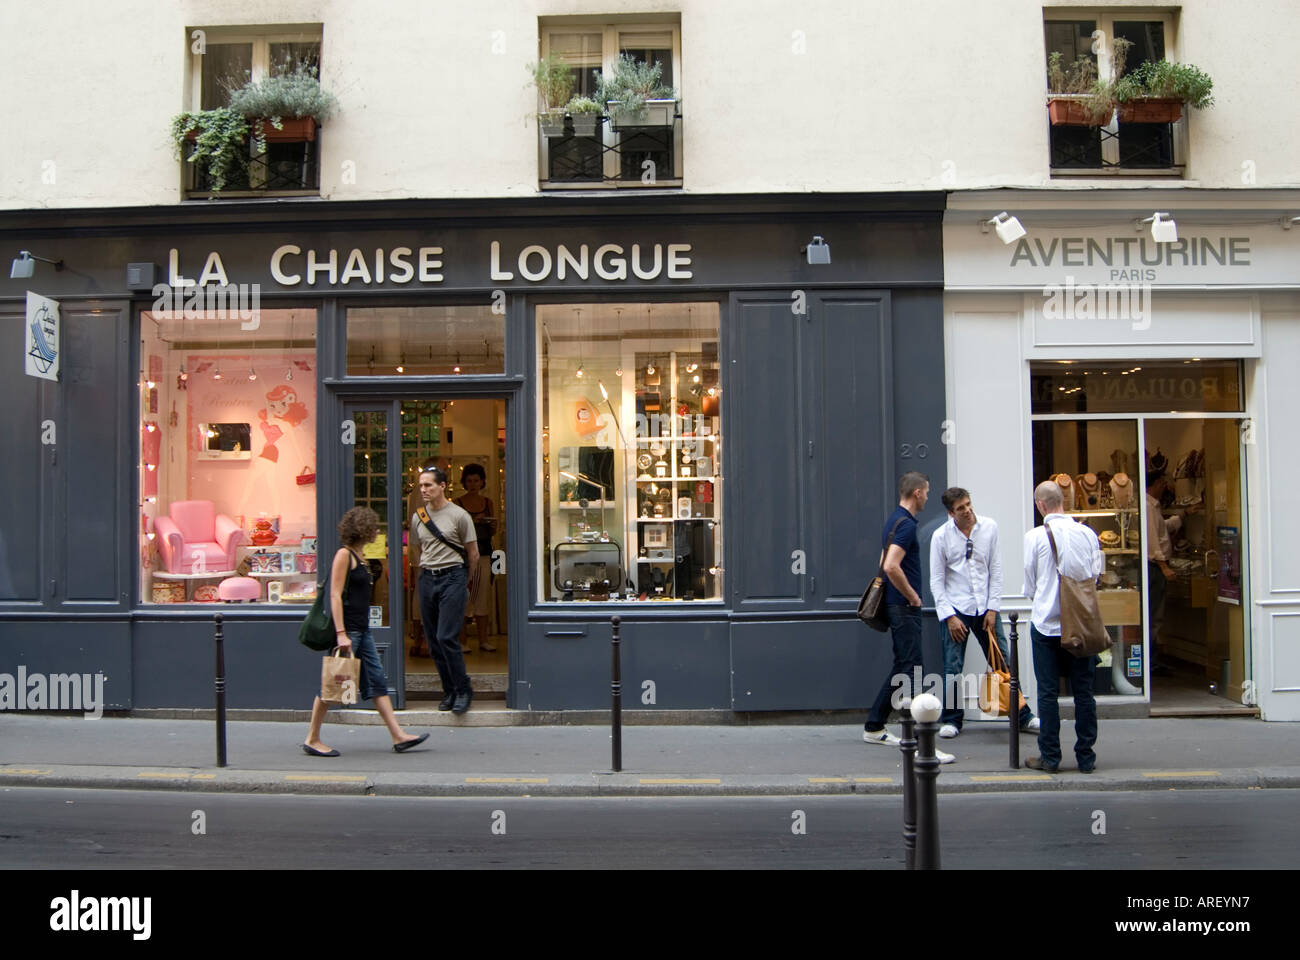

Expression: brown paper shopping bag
xmin=320 ymin=647 xmax=361 ymax=705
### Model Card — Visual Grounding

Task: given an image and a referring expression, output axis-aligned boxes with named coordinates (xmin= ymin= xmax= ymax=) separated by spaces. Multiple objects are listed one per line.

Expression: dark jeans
xmin=1148 ymin=562 xmax=1167 ymax=668
xmin=865 ymin=604 xmax=923 ymax=731
xmin=418 ymin=566 xmax=471 ymax=695
xmin=344 ymin=627 xmax=390 ymax=701
xmin=1030 ymin=624 xmax=1098 ymax=770
xmin=940 ymin=611 xmax=1034 ymax=729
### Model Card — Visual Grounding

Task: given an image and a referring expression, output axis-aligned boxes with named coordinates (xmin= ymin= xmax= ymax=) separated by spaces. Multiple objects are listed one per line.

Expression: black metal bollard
xmin=611 ymin=615 xmax=622 ymax=773
xmin=912 ymin=694 xmax=942 ymax=870
xmin=214 ymin=613 xmax=227 ymax=768
xmin=1009 ymin=612 xmax=1021 ymax=770
xmin=899 ymin=698 xmax=917 ymax=871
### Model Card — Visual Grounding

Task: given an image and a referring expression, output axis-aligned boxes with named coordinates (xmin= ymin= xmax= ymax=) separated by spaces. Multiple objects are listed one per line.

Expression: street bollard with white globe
xmin=912 ymin=692 xmax=943 ymax=869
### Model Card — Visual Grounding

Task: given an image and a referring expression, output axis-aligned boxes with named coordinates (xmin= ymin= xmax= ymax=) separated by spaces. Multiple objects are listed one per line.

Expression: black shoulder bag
xmin=417 ymin=507 xmax=469 ymax=569
xmin=857 ymin=517 xmax=907 ymax=632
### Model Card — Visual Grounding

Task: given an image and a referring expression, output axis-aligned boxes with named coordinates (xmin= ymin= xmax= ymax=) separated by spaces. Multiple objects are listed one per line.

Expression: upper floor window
xmin=177 ymin=26 xmax=328 ymax=196
xmin=538 ymin=20 xmax=682 ymax=188
xmin=1045 ymin=13 xmax=1189 ymax=176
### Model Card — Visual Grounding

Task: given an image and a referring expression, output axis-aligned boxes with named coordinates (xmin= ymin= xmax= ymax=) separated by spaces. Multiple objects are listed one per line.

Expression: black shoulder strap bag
xmin=417 ymin=507 xmax=469 ymax=569
xmin=857 ymin=516 xmax=907 ymax=633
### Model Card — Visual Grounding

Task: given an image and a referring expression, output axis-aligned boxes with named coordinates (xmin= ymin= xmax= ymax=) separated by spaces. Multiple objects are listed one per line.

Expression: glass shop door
xmin=342 ymin=401 xmax=406 ymax=708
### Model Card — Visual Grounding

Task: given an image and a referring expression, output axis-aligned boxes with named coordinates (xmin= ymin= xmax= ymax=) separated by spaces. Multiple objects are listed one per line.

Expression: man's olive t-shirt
xmin=412 ymin=502 xmax=475 ymax=570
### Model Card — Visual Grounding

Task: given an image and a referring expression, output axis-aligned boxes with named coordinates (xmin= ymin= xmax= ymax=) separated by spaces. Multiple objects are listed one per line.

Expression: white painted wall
xmin=3 ymin=0 xmax=1298 ymax=208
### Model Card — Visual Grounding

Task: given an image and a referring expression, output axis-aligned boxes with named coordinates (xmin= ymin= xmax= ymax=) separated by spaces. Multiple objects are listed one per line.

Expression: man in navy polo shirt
xmin=863 ymin=471 xmax=954 ymax=763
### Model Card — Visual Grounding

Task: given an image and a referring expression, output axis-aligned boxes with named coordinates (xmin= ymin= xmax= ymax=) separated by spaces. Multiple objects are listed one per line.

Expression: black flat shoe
xmin=303 ymin=743 xmax=340 ymax=757
xmin=393 ymin=733 xmax=429 ymax=753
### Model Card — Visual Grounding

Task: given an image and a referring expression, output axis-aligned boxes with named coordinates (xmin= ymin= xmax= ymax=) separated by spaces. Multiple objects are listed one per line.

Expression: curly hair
xmin=337 ymin=506 xmax=380 ymax=547
xmin=460 ymin=463 xmax=486 ymax=484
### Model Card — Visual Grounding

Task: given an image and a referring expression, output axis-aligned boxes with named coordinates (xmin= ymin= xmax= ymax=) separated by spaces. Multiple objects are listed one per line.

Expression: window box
xmin=570 ymin=114 xmax=601 ymax=137
xmin=1048 ymin=95 xmax=1104 ymax=126
xmin=605 ymin=98 xmax=678 ymax=132
xmin=539 ymin=112 xmax=568 ymax=138
xmin=1117 ymin=97 xmax=1184 ymax=125
xmin=260 ymin=116 xmax=319 ymax=142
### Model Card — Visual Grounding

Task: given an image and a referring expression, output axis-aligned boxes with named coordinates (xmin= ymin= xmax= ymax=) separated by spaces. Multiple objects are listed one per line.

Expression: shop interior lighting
xmin=802 ymin=236 xmax=832 ymax=264
xmin=1139 ymin=212 xmax=1177 ymax=244
xmin=247 ymin=363 xmax=257 ymax=381
xmin=367 ymin=346 xmax=376 ymax=373
xmin=9 ymin=250 xmax=64 ymax=279
xmin=396 ymin=350 xmax=405 ymax=374
xmin=982 ymin=213 xmax=1026 ymax=244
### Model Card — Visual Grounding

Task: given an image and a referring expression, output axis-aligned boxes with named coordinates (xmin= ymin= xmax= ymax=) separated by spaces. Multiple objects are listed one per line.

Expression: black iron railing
xmin=1050 ymin=120 xmax=1177 ymax=171
xmin=183 ymin=137 xmax=320 ymax=194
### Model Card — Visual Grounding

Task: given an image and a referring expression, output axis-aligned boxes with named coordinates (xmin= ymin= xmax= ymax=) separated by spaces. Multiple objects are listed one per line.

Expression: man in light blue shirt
xmin=930 ymin=487 xmax=1037 ymax=738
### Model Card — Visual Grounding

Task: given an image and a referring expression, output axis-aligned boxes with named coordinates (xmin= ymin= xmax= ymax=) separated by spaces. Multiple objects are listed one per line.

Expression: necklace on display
xmin=1076 ymin=472 xmax=1101 ymax=508
xmin=1110 ymin=472 xmax=1133 ymax=509
xmin=1053 ymin=473 xmax=1075 ymax=511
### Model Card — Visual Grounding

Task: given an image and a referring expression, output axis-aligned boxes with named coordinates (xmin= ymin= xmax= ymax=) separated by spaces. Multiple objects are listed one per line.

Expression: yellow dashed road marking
xmin=854 ymin=777 xmax=894 ymax=783
xmin=192 ymin=774 xmax=216 ymax=780
xmin=1 ymin=768 xmax=52 ymax=775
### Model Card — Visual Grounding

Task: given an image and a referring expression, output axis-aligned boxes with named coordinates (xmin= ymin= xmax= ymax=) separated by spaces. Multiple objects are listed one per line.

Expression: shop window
xmin=1045 ymin=15 xmax=1184 ymax=175
xmin=537 ymin=303 xmax=721 ymax=602
xmin=139 ymin=306 xmax=318 ymax=606
xmin=1031 ymin=360 xmax=1243 ymax=415
xmin=539 ymin=21 xmax=682 ymax=188
xmin=182 ymin=27 xmax=325 ymax=195
xmin=345 ymin=305 xmax=504 ymax=376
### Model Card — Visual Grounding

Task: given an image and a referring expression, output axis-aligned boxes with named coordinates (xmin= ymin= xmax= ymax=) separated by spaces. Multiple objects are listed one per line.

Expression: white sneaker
xmin=863 ymin=728 xmax=901 ymax=746
xmin=934 ymin=747 xmax=956 ymax=764
xmin=1025 ymin=717 xmax=1041 ymax=732
xmin=939 ymin=723 xmax=960 ymax=739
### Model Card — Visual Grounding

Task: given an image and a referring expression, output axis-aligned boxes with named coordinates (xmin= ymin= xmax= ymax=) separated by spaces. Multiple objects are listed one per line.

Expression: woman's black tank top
xmin=341 ymin=549 xmax=373 ymax=632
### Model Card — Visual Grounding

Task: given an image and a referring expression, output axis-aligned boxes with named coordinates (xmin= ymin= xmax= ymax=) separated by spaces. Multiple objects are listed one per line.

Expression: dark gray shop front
xmin=0 ymin=194 xmax=946 ymax=714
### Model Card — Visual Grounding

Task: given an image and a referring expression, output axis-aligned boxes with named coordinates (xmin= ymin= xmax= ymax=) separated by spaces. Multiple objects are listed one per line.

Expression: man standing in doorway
xmin=411 ymin=467 xmax=479 ymax=714
xmin=1145 ymin=469 xmax=1182 ymax=677
xmin=1023 ymin=480 xmax=1104 ymax=773
xmin=863 ymin=471 xmax=954 ymax=763
xmin=930 ymin=487 xmax=1038 ymax=738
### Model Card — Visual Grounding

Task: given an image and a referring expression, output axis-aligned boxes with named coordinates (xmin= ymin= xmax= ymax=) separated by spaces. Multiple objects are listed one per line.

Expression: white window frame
xmin=185 ymin=25 xmax=324 ymax=112
xmin=1045 ymin=10 xmax=1185 ymax=176
xmin=539 ymin=20 xmax=683 ymax=188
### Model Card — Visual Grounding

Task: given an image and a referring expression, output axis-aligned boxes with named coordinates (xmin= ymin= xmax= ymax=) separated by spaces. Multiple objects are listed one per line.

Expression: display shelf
xmin=1067 ymin=508 xmax=1139 ymax=518
xmin=1102 ymin=548 xmax=1141 ymax=555
xmin=152 ymin=569 xmax=237 ymax=580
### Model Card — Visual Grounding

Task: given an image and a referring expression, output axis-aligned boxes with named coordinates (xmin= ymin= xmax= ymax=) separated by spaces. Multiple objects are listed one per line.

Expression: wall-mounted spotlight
xmin=982 ymin=212 xmax=1026 ymax=244
xmin=10 ymin=250 xmax=65 ymax=279
xmin=1139 ymin=212 xmax=1177 ymax=243
xmin=802 ymin=236 xmax=831 ymax=265
xmin=1281 ymin=215 xmax=1300 ymax=230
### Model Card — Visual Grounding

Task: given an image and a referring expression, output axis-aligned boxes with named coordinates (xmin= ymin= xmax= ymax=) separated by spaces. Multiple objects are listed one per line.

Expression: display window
xmin=537 ymin=302 xmax=722 ymax=602
xmin=345 ymin=306 xmax=504 ymax=376
xmin=139 ymin=308 xmax=318 ymax=605
xmin=1030 ymin=360 xmax=1248 ymax=702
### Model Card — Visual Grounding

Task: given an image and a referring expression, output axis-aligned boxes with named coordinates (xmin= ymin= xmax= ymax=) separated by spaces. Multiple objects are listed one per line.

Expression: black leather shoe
xmin=1025 ymin=756 xmax=1059 ymax=773
xmin=393 ymin=732 xmax=429 ymax=753
xmin=1078 ymin=763 xmax=1096 ymax=774
xmin=302 ymin=743 xmax=340 ymax=758
xmin=451 ymin=689 xmax=473 ymax=714
xmin=438 ymin=692 xmax=455 ymax=711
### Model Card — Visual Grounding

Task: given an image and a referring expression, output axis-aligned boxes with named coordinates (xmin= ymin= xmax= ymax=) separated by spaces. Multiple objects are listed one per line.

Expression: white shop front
xmin=942 ymin=189 xmax=1300 ymax=722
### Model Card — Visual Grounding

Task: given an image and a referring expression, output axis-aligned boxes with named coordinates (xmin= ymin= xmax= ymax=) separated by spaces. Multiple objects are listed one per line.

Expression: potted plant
xmin=1114 ymin=58 xmax=1214 ymax=124
xmin=530 ymin=52 xmax=575 ymax=137
xmin=169 ymin=108 xmax=250 ymax=193
xmin=594 ymin=54 xmax=678 ymax=131
xmin=565 ymin=95 xmax=603 ymax=136
xmin=1046 ymin=51 xmax=1114 ymax=126
xmin=227 ymin=63 xmax=339 ymax=151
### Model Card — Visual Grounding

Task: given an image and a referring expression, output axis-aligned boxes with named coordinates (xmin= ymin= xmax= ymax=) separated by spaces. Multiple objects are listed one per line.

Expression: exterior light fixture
xmin=982 ymin=212 xmax=1026 ymax=244
xmin=1139 ymin=212 xmax=1177 ymax=243
xmin=1281 ymin=216 xmax=1300 ymax=230
xmin=802 ymin=236 xmax=831 ymax=264
xmin=10 ymin=250 xmax=64 ymax=279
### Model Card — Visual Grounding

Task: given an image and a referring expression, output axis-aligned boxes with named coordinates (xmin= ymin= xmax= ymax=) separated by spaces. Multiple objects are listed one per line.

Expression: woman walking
xmin=303 ymin=506 xmax=429 ymax=756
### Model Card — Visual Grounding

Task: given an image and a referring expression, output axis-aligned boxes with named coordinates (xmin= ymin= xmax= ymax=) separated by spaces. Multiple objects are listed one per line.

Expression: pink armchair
xmin=155 ymin=500 xmax=245 ymax=574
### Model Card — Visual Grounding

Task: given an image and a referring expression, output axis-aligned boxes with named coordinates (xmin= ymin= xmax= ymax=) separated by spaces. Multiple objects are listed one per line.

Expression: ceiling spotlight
xmin=575 ymin=363 xmax=584 ymax=378
xmin=1140 ymin=212 xmax=1178 ymax=244
xmin=396 ymin=351 xmax=405 ymax=374
xmin=212 ymin=363 xmax=222 ymax=381
xmin=646 ymin=362 xmax=655 ymax=376
xmin=247 ymin=365 xmax=257 ymax=381
xmin=367 ymin=346 xmax=376 ymax=373
xmin=9 ymin=250 xmax=64 ymax=279
xmin=802 ymin=235 xmax=831 ymax=265
xmin=983 ymin=212 xmax=1026 ymax=244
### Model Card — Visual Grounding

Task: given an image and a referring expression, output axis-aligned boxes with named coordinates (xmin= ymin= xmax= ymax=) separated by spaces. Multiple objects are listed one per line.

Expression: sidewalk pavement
xmin=2 ymin=712 xmax=1296 ymax=798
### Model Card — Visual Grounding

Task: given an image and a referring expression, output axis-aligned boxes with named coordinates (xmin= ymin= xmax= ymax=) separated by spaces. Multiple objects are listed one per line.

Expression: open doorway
xmin=400 ymin=397 xmax=508 ymax=703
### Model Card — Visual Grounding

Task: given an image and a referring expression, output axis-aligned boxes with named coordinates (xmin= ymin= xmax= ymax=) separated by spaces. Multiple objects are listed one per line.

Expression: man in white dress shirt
xmin=930 ymin=488 xmax=1038 ymax=738
xmin=1023 ymin=480 xmax=1105 ymax=773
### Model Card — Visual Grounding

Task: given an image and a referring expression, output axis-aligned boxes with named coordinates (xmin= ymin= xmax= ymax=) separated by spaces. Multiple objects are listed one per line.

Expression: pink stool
xmin=218 ymin=577 xmax=261 ymax=603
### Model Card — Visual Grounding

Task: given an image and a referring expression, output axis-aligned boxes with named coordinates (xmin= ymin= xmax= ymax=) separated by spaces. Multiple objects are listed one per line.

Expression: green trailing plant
xmin=169 ymin=107 xmax=249 ymax=193
xmin=530 ymin=51 xmax=575 ymax=119
xmin=594 ymin=54 xmax=677 ymax=115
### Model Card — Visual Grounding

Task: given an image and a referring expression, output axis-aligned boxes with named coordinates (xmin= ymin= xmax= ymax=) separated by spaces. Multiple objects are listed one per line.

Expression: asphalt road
xmin=2 ymin=786 xmax=1296 ymax=870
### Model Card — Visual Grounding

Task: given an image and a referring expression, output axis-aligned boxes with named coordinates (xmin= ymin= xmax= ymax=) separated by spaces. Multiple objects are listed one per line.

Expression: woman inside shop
xmin=303 ymin=506 xmax=429 ymax=756
xmin=455 ymin=464 xmax=497 ymax=654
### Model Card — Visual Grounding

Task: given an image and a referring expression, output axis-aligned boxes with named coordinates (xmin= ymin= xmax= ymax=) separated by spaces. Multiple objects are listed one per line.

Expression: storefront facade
xmin=0 ymin=193 xmax=946 ymax=713
xmin=943 ymin=189 xmax=1300 ymax=722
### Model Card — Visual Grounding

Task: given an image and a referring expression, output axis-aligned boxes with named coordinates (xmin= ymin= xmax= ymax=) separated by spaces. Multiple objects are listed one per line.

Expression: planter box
xmin=570 ymin=114 xmax=601 ymax=137
xmin=258 ymin=116 xmax=318 ymax=142
xmin=606 ymin=98 xmax=677 ymax=131
xmin=1047 ymin=96 xmax=1106 ymax=126
xmin=539 ymin=113 xmax=567 ymax=138
xmin=1118 ymin=97 xmax=1183 ymax=124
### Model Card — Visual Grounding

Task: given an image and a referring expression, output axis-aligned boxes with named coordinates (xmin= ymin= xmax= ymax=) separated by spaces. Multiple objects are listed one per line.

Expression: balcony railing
xmin=182 ymin=136 xmax=320 ymax=196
